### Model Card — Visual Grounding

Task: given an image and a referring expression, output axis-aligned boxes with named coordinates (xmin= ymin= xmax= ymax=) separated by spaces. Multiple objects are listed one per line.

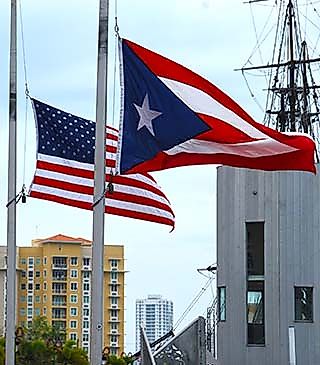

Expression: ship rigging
xmin=240 ymin=0 xmax=320 ymax=158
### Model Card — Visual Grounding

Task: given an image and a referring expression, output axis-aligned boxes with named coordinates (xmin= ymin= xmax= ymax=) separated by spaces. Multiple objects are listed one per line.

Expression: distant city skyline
xmin=135 ymin=294 xmax=173 ymax=351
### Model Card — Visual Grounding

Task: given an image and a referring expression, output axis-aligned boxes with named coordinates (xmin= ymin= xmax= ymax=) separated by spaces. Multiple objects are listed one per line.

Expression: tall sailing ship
xmin=241 ymin=0 xmax=320 ymax=147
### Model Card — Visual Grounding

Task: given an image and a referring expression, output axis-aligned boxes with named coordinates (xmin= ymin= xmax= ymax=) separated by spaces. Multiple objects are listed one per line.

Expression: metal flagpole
xmin=90 ymin=0 xmax=109 ymax=364
xmin=6 ymin=0 xmax=17 ymax=364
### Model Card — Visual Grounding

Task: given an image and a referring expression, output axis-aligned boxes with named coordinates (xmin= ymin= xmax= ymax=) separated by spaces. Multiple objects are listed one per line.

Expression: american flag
xmin=29 ymin=98 xmax=175 ymax=228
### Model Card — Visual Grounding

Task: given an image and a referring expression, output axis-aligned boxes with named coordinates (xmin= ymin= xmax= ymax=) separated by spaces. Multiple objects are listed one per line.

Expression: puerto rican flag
xmin=116 ymin=38 xmax=316 ymax=174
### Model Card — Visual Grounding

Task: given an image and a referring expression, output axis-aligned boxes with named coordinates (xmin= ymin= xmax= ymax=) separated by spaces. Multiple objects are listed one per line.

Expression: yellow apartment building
xmin=1 ymin=234 xmax=125 ymax=356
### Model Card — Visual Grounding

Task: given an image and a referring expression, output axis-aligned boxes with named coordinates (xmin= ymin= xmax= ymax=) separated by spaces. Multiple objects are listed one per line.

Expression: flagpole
xmin=6 ymin=0 xmax=17 ymax=364
xmin=90 ymin=0 xmax=109 ymax=364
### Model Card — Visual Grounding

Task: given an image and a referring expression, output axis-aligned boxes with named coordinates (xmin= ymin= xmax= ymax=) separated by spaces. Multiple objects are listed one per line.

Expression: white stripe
xmin=160 ymin=77 xmax=269 ymax=139
xmin=38 ymin=153 xmax=93 ymax=171
xmin=106 ymin=151 xmax=117 ymax=160
xmin=105 ymin=198 xmax=173 ymax=219
xmin=121 ymin=173 xmax=162 ymax=190
xmin=38 ymin=153 xmax=115 ymax=171
xmin=106 ymin=138 xmax=118 ymax=148
xmin=165 ymin=138 xmax=297 ymax=157
xmin=106 ymin=126 xmax=118 ymax=137
xmin=30 ymin=184 xmax=174 ymax=219
xmin=35 ymin=168 xmax=169 ymax=205
xmin=115 ymin=184 xmax=169 ymax=205
xmin=31 ymin=183 xmax=92 ymax=202
xmin=36 ymin=169 xmax=93 ymax=187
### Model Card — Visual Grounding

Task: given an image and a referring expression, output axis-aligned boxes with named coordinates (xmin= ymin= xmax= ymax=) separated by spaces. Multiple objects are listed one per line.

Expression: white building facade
xmin=136 ymin=294 xmax=173 ymax=350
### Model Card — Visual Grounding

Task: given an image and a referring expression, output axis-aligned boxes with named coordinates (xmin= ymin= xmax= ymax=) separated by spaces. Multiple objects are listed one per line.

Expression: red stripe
xmin=32 ymin=175 xmax=173 ymax=214
xmin=106 ymin=145 xmax=117 ymax=153
xmin=37 ymin=160 xmax=94 ymax=179
xmin=105 ymin=206 xmax=175 ymax=227
xmin=29 ymin=191 xmax=174 ymax=227
xmin=126 ymin=148 xmax=316 ymax=174
xmin=37 ymin=159 xmax=116 ymax=177
xmin=196 ymin=113 xmax=256 ymax=144
xmin=106 ymin=133 xmax=118 ymax=142
xmin=111 ymin=175 xmax=170 ymax=202
xmin=106 ymin=159 xmax=116 ymax=168
xmin=33 ymin=176 xmax=92 ymax=195
xmin=143 ymin=173 xmax=156 ymax=183
xmin=106 ymin=125 xmax=119 ymax=133
xmin=106 ymin=191 xmax=174 ymax=215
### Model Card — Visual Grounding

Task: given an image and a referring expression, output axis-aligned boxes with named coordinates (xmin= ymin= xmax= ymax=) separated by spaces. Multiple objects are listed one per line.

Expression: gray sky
xmin=0 ymin=0 xmax=297 ymax=353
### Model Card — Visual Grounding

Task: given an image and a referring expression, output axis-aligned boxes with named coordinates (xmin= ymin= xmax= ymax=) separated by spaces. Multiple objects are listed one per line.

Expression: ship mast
xmin=240 ymin=0 xmax=320 ymax=157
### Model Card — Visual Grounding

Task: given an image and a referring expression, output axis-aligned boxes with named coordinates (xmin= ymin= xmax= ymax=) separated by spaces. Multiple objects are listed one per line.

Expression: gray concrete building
xmin=216 ymin=165 xmax=320 ymax=365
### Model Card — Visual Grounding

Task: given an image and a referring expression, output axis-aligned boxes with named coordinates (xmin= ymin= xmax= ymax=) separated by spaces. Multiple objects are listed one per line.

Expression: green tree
xmin=106 ymin=354 xmax=134 ymax=365
xmin=15 ymin=317 xmax=89 ymax=365
xmin=58 ymin=340 xmax=89 ymax=365
xmin=25 ymin=316 xmax=66 ymax=343
xmin=16 ymin=338 xmax=53 ymax=365
xmin=0 ymin=337 xmax=5 ymax=365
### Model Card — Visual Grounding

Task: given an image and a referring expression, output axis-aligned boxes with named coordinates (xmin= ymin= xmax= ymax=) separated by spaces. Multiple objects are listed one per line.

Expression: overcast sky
xmin=0 ymin=0 xmax=298 ymax=353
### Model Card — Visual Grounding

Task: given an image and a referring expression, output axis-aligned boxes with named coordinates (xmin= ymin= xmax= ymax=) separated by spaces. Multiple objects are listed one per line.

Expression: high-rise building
xmin=0 ymin=234 xmax=125 ymax=356
xmin=135 ymin=294 xmax=173 ymax=350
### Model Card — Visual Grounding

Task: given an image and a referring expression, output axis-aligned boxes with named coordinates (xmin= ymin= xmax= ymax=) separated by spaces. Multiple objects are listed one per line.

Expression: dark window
xmin=70 ymin=257 xmax=78 ymax=265
xmin=246 ymin=222 xmax=265 ymax=346
xmin=295 ymin=287 xmax=313 ymax=321
xmin=247 ymin=281 xmax=265 ymax=345
xmin=83 ymin=258 xmax=90 ymax=266
xmin=246 ymin=222 xmax=264 ymax=278
xmin=21 ymin=284 xmax=26 ymax=290
xmin=218 ymin=286 xmax=226 ymax=321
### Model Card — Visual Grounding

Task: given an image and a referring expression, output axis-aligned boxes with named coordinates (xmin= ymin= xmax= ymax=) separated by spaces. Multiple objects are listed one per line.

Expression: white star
xmin=134 ymin=94 xmax=162 ymax=136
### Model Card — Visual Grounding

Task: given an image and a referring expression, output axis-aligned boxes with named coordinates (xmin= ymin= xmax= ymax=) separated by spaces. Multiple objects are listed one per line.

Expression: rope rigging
xmin=173 ymin=264 xmax=216 ymax=332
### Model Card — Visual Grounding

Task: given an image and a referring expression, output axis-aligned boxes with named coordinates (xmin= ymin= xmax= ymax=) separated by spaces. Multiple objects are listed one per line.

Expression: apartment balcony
xmin=52 ymin=289 xmax=67 ymax=294
xmin=52 ymin=301 xmax=67 ymax=307
xmin=51 ymin=264 xmax=67 ymax=270
xmin=52 ymin=308 xmax=67 ymax=319
xmin=52 ymin=275 xmax=67 ymax=281
xmin=51 ymin=320 xmax=66 ymax=330
xmin=52 ymin=314 xmax=66 ymax=319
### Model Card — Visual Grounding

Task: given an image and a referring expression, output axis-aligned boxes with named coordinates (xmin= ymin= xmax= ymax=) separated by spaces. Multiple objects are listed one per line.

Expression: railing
xmin=52 ymin=315 xmax=66 ymax=319
xmin=52 ymin=276 xmax=67 ymax=281
xmin=52 ymin=289 xmax=67 ymax=294
xmin=52 ymin=301 xmax=67 ymax=306
xmin=52 ymin=264 xmax=67 ymax=269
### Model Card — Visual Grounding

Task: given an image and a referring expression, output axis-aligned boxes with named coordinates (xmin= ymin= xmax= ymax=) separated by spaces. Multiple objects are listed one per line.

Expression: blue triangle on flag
xmin=120 ymin=41 xmax=210 ymax=172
